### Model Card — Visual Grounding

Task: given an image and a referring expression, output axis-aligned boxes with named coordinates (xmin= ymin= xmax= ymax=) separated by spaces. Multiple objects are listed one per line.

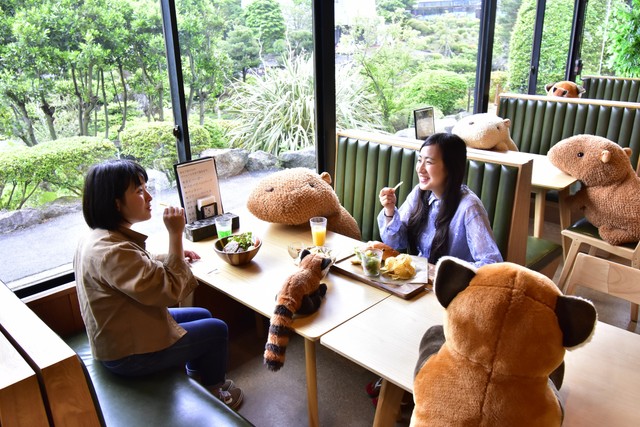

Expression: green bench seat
xmin=497 ymin=93 xmax=640 ymax=171
xmin=334 ymin=130 xmax=561 ymax=277
xmin=65 ymin=331 xmax=254 ymax=427
xmin=581 ymin=75 xmax=640 ymax=104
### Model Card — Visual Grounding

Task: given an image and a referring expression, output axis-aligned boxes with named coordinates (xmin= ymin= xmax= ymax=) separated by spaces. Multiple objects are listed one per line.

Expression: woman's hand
xmin=163 ymin=206 xmax=186 ymax=236
xmin=184 ymin=250 xmax=201 ymax=264
xmin=379 ymin=187 xmax=397 ymax=217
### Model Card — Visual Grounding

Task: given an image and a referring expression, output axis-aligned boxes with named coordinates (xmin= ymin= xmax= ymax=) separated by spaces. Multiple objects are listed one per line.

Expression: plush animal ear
xmin=300 ymin=249 xmax=311 ymax=260
xmin=577 ymin=85 xmax=586 ymax=95
xmin=623 ymin=147 xmax=633 ymax=159
xmin=320 ymin=257 xmax=332 ymax=271
xmin=433 ymin=257 xmax=477 ymax=308
xmin=601 ymin=150 xmax=611 ymax=163
xmin=319 ymin=172 xmax=332 ymax=186
xmin=555 ymin=295 xmax=597 ymax=348
xmin=502 ymin=118 xmax=511 ymax=129
xmin=545 ymin=83 xmax=553 ymax=91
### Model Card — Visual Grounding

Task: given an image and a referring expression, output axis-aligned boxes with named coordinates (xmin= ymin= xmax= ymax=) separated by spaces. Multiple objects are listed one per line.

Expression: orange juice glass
xmin=309 ymin=217 xmax=327 ymax=246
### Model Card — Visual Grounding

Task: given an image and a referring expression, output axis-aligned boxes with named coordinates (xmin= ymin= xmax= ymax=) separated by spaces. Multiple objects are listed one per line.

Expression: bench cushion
xmin=65 ymin=332 xmax=253 ymax=427
xmin=581 ymin=76 xmax=640 ymax=103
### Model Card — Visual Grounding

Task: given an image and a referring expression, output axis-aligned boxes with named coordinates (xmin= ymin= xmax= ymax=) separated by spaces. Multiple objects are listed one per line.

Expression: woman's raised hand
xmin=379 ymin=187 xmax=397 ymax=215
xmin=163 ymin=206 xmax=186 ymax=236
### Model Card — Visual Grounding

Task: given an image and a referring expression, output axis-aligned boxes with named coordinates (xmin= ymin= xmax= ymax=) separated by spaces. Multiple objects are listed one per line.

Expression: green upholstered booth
xmin=65 ymin=332 xmax=254 ymax=427
xmin=334 ymin=130 xmax=561 ymax=276
xmin=497 ymin=93 xmax=640 ymax=171
xmin=580 ymin=76 xmax=640 ymax=104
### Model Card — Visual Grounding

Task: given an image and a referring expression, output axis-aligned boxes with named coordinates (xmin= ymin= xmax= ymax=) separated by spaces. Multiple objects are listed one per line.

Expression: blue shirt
xmin=377 ymin=185 xmax=503 ymax=268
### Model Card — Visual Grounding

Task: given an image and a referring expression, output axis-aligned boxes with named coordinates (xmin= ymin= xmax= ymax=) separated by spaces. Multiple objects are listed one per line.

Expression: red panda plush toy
xmin=545 ymin=81 xmax=585 ymax=98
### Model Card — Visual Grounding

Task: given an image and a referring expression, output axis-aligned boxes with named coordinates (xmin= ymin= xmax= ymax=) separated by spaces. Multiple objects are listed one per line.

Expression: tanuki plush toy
xmin=247 ymin=168 xmax=362 ymax=240
xmin=548 ymin=134 xmax=640 ymax=245
xmin=545 ymin=81 xmax=585 ymax=98
xmin=411 ymin=257 xmax=597 ymax=427
xmin=451 ymin=113 xmax=519 ymax=152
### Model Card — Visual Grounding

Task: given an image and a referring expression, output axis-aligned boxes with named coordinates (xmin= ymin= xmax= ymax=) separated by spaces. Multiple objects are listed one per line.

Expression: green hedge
xmin=120 ymin=121 xmax=224 ymax=180
xmin=0 ymin=136 xmax=117 ymax=210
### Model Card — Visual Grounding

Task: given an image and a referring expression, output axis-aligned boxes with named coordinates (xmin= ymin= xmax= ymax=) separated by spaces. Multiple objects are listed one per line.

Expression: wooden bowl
xmin=213 ymin=235 xmax=261 ymax=266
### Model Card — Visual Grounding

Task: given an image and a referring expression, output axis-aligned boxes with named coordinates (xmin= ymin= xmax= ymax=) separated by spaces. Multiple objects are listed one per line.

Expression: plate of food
xmin=332 ymin=241 xmax=430 ymax=299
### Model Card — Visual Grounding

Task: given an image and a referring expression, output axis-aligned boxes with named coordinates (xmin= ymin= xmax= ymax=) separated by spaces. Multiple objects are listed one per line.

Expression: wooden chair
xmin=563 ymin=252 xmax=640 ymax=328
xmin=557 ymin=160 xmax=640 ymax=319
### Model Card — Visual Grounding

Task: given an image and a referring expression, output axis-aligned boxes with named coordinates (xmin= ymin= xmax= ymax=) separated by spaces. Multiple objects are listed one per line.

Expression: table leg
xmin=304 ymin=338 xmax=319 ymax=427
xmin=532 ymin=189 xmax=546 ymax=238
xmin=372 ymin=379 xmax=405 ymax=427
xmin=557 ymin=187 xmax=572 ymax=257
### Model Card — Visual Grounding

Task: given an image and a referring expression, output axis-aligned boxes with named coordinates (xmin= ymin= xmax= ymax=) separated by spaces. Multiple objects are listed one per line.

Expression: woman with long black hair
xmin=378 ymin=133 xmax=502 ymax=267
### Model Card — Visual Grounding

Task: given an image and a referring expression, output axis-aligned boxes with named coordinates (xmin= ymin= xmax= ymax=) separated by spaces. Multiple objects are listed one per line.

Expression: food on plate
xmin=381 ymin=254 xmax=416 ymax=280
xmin=351 ymin=241 xmax=399 ymax=264
xmin=223 ymin=232 xmax=256 ymax=253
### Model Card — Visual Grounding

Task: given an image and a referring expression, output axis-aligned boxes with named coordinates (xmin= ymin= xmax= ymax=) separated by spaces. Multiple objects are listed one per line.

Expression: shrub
xmin=119 ymin=122 xmax=212 ymax=180
xmin=0 ymin=136 xmax=116 ymax=210
xmin=401 ymin=70 xmax=468 ymax=116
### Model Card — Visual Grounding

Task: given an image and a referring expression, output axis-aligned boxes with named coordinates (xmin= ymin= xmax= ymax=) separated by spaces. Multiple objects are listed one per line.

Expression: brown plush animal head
xmin=411 ymin=257 xmax=596 ymax=426
xmin=545 ymin=80 xmax=585 ymax=98
xmin=451 ymin=113 xmax=518 ymax=152
xmin=548 ymin=134 xmax=634 ymax=187
xmin=247 ymin=168 xmax=362 ymax=240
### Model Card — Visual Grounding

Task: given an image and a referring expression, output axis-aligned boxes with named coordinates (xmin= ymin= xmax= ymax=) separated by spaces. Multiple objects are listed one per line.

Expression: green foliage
xmin=508 ymin=0 xmax=573 ymax=93
xmin=244 ymin=0 xmax=286 ymax=53
xmin=0 ymin=136 xmax=116 ymax=209
xmin=608 ymin=0 xmax=640 ymax=77
xmin=119 ymin=122 xmax=213 ymax=180
xmin=225 ymin=53 xmax=315 ymax=155
xmin=225 ymin=52 xmax=384 ymax=156
xmin=401 ymin=70 xmax=469 ymax=116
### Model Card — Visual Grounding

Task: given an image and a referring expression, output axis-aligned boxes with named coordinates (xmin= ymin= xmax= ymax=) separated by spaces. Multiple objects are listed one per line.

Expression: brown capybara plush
xmin=247 ymin=168 xmax=362 ymax=240
xmin=411 ymin=257 xmax=596 ymax=427
xmin=545 ymin=81 xmax=585 ymax=98
xmin=548 ymin=134 xmax=640 ymax=245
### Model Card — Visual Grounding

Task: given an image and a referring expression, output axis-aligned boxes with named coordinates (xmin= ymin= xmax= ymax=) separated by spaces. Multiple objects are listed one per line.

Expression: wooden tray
xmin=331 ymin=255 xmax=432 ymax=299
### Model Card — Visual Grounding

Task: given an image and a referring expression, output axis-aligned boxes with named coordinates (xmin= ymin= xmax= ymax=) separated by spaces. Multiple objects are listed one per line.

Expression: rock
xmin=247 ymin=150 xmax=279 ymax=171
xmin=279 ymin=146 xmax=316 ymax=169
xmin=146 ymin=169 xmax=171 ymax=193
xmin=200 ymin=148 xmax=249 ymax=178
xmin=0 ymin=208 xmax=45 ymax=233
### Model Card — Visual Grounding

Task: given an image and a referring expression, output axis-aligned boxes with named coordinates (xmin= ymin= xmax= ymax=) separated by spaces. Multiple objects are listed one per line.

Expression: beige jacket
xmin=74 ymin=226 xmax=198 ymax=361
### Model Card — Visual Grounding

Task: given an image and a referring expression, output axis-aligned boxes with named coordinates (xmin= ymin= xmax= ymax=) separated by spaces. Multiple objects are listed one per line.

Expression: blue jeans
xmin=102 ymin=307 xmax=228 ymax=386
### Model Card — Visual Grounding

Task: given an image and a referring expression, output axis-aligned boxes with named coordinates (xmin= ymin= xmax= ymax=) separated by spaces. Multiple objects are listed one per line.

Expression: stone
xmin=200 ymin=148 xmax=249 ymax=178
xmin=279 ymin=146 xmax=316 ymax=169
xmin=247 ymin=150 xmax=279 ymax=171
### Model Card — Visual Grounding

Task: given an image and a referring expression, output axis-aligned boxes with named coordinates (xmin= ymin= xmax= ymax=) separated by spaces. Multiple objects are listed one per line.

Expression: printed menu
xmin=174 ymin=157 xmax=224 ymax=224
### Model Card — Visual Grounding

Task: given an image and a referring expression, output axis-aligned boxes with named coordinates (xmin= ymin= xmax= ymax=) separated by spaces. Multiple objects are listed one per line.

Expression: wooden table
xmin=467 ymin=148 xmax=577 ymax=241
xmin=320 ymin=292 xmax=640 ymax=427
xmin=152 ymin=213 xmax=390 ymax=427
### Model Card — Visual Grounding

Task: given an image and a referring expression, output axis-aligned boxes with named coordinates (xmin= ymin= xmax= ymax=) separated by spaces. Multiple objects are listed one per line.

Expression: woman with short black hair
xmin=74 ymin=158 xmax=243 ymax=409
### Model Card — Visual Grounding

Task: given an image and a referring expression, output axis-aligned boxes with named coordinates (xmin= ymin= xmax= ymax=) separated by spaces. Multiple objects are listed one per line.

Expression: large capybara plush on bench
xmin=548 ymin=134 xmax=640 ymax=245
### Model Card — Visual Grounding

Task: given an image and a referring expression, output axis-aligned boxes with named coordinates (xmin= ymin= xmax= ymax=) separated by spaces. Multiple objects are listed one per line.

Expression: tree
xmin=223 ymin=25 xmax=261 ymax=81
xmin=178 ymin=0 xmax=233 ymax=124
xmin=402 ymin=70 xmax=468 ymax=116
xmin=244 ymin=0 xmax=286 ymax=53
xmin=608 ymin=0 xmax=640 ymax=77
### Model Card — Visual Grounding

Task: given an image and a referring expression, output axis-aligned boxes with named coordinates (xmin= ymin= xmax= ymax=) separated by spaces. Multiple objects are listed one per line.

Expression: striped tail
xmin=264 ymin=304 xmax=294 ymax=371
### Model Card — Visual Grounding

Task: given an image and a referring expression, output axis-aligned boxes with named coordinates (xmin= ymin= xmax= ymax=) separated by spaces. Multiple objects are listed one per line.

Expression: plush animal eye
xmin=309 ymin=182 xmax=315 ymax=188
xmin=577 ymin=152 xmax=584 ymax=158
xmin=266 ymin=187 xmax=274 ymax=192
xmin=561 ymin=89 xmax=568 ymax=96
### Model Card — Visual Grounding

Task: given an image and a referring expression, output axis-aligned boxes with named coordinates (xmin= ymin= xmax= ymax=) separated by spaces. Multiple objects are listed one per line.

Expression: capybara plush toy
xmin=545 ymin=81 xmax=585 ymax=98
xmin=247 ymin=167 xmax=362 ymax=240
xmin=451 ymin=113 xmax=519 ymax=152
xmin=548 ymin=134 xmax=640 ymax=245
xmin=411 ymin=257 xmax=596 ymax=427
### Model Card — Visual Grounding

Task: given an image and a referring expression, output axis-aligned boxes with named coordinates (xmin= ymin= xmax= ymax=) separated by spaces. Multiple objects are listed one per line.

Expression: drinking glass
xmin=287 ymin=241 xmax=305 ymax=259
xmin=309 ymin=217 xmax=327 ymax=246
xmin=361 ymin=248 xmax=383 ymax=277
xmin=215 ymin=214 xmax=233 ymax=238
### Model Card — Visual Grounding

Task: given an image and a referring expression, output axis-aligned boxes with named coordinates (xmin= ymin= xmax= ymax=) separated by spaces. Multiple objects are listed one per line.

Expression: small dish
xmin=214 ymin=234 xmax=261 ymax=266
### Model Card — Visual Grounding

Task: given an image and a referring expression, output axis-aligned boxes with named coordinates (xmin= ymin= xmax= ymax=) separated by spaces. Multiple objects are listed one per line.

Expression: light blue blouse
xmin=377 ymin=185 xmax=503 ymax=267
